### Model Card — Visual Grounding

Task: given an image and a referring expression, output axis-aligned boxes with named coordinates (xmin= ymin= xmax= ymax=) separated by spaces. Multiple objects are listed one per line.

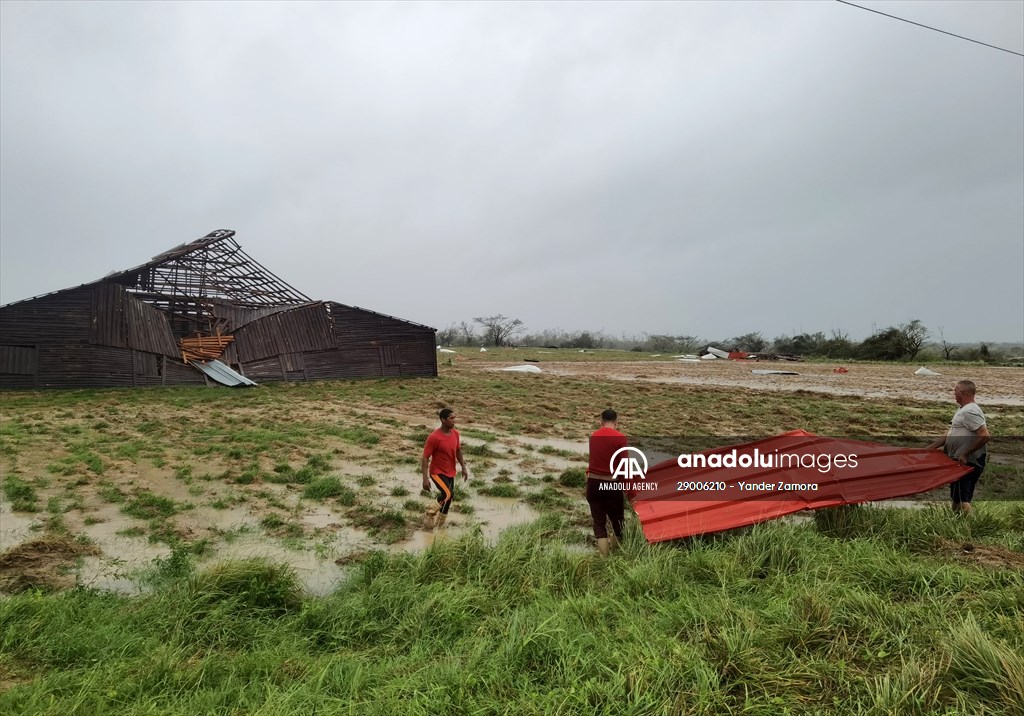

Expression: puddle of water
xmin=0 ymin=500 xmax=43 ymax=549
xmin=457 ymin=495 xmax=540 ymax=543
xmin=212 ymin=536 xmax=355 ymax=596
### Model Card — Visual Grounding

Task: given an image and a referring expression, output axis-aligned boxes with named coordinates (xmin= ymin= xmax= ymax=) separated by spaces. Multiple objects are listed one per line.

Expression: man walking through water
xmin=586 ymin=408 xmax=628 ymax=556
xmin=928 ymin=380 xmax=990 ymax=513
xmin=421 ymin=408 xmax=470 ymax=530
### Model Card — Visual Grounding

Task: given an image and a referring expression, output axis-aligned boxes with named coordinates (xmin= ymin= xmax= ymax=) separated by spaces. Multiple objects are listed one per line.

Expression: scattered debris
xmin=0 ymin=536 xmax=101 ymax=594
xmin=751 ymin=369 xmax=800 ymax=375
xmin=706 ymin=347 xmax=730 ymax=359
xmin=936 ymin=539 xmax=1024 ymax=570
xmin=480 ymin=347 xmax=488 ymax=353
xmin=833 ymin=367 xmax=849 ymax=374
xmin=437 ymin=348 xmax=456 ymax=354
xmin=700 ymin=354 xmax=718 ymax=360
xmin=499 ymin=365 xmax=542 ymax=373
xmin=914 ymin=367 xmax=941 ymax=376
xmin=524 ymin=358 xmax=540 ymax=363
xmin=678 ymin=359 xmax=702 ymax=363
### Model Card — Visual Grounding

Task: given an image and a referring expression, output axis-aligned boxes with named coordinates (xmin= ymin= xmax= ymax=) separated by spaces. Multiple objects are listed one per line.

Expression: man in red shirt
xmin=587 ymin=408 xmax=628 ymax=556
xmin=421 ymin=408 xmax=470 ymax=530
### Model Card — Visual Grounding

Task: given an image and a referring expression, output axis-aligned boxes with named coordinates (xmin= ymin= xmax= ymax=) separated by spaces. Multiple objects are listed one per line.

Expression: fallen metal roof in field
xmin=192 ymin=359 xmax=258 ymax=387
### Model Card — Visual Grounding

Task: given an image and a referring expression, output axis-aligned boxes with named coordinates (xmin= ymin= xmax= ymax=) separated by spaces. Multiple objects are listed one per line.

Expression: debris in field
xmin=524 ymin=358 xmax=540 ymax=363
xmin=914 ymin=367 xmax=941 ymax=376
xmin=678 ymin=359 xmax=701 ymax=363
xmin=833 ymin=367 xmax=849 ymax=374
xmin=437 ymin=348 xmax=456 ymax=354
xmin=480 ymin=347 xmax=487 ymax=353
xmin=0 ymin=536 xmax=102 ymax=594
xmin=700 ymin=353 xmax=718 ymax=360
xmin=751 ymin=369 xmax=800 ymax=375
xmin=706 ymin=347 xmax=730 ymax=359
xmin=499 ymin=365 xmax=542 ymax=373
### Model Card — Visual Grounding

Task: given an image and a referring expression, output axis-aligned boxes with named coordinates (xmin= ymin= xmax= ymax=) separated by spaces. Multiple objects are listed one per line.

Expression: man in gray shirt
xmin=928 ymin=380 xmax=990 ymax=513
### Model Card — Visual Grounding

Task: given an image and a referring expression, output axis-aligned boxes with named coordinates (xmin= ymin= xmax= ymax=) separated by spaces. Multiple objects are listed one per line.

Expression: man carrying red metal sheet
xmin=928 ymin=380 xmax=990 ymax=513
xmin=586 ymin=409 xmax=629 ymax=556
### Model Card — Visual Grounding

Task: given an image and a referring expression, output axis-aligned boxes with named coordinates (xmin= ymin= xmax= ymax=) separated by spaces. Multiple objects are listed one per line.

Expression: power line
xmin=835 ymin=0 xmax=1024 ymax=57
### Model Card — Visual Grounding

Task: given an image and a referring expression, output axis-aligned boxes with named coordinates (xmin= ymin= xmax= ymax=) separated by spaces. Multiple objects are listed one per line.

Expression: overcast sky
xmin=2 ymin=1 xmax=1021 ymax=343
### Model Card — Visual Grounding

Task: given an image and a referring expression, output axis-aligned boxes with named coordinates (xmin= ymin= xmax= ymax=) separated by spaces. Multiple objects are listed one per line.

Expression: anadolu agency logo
xmin=600 ymin=447 xmax=659 ymax=492
xmin=610 ymin=447 xmax=648 ymax=480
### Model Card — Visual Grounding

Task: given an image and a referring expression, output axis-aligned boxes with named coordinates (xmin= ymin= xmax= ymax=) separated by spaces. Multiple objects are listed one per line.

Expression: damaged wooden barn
xmin=0 ymin=230 xmax=437 ymax=389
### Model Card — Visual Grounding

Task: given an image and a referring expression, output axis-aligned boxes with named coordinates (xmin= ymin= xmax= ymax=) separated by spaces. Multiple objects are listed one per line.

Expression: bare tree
xmin=457 ymin=321 xmax=477 ymax=345
xmin=937 ymin=327 xmax=958 ymax=360
xmin=473 ymin=315 xmax=525 ymax=347
xmin=436 ymin=324 xmax=459 ymax=346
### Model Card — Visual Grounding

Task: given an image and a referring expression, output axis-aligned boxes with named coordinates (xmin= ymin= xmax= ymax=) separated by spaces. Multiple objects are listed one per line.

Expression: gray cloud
xmin=2 ymin=1 xmax=1021 ymax=343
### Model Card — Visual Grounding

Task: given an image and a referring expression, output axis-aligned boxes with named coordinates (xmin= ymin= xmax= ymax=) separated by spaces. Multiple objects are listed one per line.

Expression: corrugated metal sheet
xmin=630 ymin=431 xmax=972 ymax=542
xmin=192 ymin=359 xmax=258 ymax=387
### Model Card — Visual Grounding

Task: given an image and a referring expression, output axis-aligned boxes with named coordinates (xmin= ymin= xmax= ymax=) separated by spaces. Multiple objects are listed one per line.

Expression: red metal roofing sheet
xmin=630 ymin=431 xmax=971 ymax=542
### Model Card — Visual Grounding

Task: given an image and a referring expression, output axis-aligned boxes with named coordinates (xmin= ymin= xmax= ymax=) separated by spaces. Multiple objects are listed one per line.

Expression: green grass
xmin=121 ymin=491 xmax=180 ymax=520
xmin=2 ymin=474 xmax=39 ymax=512
xmin=558 ymin=467 xmax=587 ymax=488
xmin=0 ymin=363 xmax=1021 ymax=713
xmin=477 ymin=483 xmax=521 ymax=498
xmin=346 ymin=505 xmax=410 ymax=544
xmin=0 ymin=516 xmax=1021 ymax=714
xmin=302 ymin=477 xmax=345 ymax=501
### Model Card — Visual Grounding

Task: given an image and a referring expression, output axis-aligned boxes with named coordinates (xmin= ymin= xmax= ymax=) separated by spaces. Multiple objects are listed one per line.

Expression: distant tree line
xmin=436 ymin=317 xmax=1021 ymax=363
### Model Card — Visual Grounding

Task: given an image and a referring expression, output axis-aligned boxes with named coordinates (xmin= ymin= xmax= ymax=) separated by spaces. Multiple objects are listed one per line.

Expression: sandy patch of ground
xmin=501 ymin=360 xmax=1024 ymax=405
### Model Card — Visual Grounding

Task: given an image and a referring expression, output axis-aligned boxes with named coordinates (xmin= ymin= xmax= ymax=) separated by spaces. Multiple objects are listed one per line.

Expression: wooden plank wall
xmin=229 ymin=303 xmax=335 ymax=364
xmin=0 ymin=287 xmax=93 ymax=345
xmin=124 ymin=291 xmax=179 ymax=356
xmin=328 ymin=303 xmax=437 ymax=377
xmin=1 ymin=284 xmax=436 ymax=388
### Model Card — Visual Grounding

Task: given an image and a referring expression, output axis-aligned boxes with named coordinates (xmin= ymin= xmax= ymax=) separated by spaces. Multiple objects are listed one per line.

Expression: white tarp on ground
xmin=437 ymin=348 xmax=456 ymax=354
xmin=914 ymin=367 xmax=941 ymax=376
xmin=500 ymin=365 xmax=542 ymax=373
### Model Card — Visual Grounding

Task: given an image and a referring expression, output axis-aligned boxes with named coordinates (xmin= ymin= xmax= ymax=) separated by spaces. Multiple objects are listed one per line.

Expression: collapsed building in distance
xmin=0 ymin=229 xmax=437 ymax=389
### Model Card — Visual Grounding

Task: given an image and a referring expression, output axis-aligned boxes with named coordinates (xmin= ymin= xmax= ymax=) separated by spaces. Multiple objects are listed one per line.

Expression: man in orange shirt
xmin=586 ymin=408 xmax=628 ymax=556
xmin=421 ymin=408 xmax=470 ymax=530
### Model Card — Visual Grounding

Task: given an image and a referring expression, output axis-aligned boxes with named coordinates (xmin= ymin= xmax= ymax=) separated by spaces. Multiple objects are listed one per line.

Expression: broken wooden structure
xmin=0 ymin=230 xmax=437 ymax=388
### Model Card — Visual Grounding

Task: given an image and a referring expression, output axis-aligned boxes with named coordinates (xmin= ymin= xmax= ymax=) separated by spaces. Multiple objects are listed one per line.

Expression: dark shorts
xmin=585 ymin=477 xmax=624 ymax=539
xmin=950 ymin=456 xmax=985 ymax=505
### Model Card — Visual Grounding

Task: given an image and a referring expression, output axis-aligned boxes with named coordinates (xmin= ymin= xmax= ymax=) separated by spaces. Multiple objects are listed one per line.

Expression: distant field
xmin=1 ymin=359 xmax=1021 ymax=714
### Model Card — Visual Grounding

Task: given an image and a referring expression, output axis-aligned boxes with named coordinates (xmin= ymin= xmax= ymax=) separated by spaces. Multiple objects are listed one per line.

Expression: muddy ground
xmin=484 ymin=359 xmax=1024 ymax=406
xmin=1 ymin=359 xmax=1021 ymax=595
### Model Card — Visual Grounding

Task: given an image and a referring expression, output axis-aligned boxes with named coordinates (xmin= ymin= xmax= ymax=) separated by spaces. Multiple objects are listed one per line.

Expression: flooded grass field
xmin=1 ymin=355 xmax=1022 ymax=713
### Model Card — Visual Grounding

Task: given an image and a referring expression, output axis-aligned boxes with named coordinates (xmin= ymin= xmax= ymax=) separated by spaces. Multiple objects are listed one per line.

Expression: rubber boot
xmin=422 ymin=503 xmax=440 ymax=530
xmin=597 ymin=538 xmax=610 ymax=557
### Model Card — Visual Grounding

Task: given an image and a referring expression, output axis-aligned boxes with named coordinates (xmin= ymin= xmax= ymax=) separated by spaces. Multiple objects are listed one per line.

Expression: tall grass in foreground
xmin=1 ymin=512 xmax=1022 ymax=715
